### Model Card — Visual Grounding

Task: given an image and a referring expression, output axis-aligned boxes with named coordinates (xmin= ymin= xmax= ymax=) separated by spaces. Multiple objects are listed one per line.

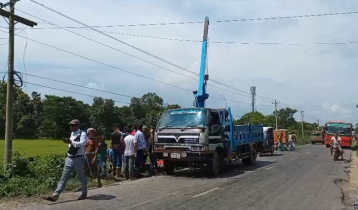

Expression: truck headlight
xmin=155 ymin=145 xmax=164 ymax=151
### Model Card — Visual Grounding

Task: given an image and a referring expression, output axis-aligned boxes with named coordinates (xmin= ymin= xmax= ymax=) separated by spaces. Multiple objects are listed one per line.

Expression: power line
xmin=27 ymin=1 xmax=275 ymax=103
xmin=25 ymin=81 xmax=131 ymax=105
xmin=1 ymin=29 xmax=264 ymax=106
xmin=20 ymin=71 xmax=264 ymax=107
xmin=0 ymin=29 xmax=194 ymax=92
xmin=24 ymin=11 xmax=358 ymax=29
xmin=16 ymin=9 xmax=274 ymax=104
xmin=44 ymin=30 xmax=358 ymax=46
xmin=19 ymin=72 xmax=133 ymax=98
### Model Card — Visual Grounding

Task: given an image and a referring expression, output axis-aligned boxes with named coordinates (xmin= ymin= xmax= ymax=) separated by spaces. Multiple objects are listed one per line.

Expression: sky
xmin=0 ymin=0 xmax=357 ymax=125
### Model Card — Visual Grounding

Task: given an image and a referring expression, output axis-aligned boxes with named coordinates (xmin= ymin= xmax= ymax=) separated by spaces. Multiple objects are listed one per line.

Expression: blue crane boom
xmin=193 ymin=16 xmax=209 ymax=108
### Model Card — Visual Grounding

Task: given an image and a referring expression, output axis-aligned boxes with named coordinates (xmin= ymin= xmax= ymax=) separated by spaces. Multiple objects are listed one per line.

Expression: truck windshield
xmin=326 ymin=123 xmax=352 ymax=136
xmin=158 ymin=109 xmax=207 ymax=129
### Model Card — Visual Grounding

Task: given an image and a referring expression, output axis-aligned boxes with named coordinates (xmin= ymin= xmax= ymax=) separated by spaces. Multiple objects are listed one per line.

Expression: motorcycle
xmin=333 ymin=144 xmax=343 ymax=161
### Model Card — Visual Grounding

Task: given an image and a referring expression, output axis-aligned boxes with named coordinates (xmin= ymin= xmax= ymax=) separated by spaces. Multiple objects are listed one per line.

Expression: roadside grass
xmin=0 ymin=139 xmax=112 ymax=157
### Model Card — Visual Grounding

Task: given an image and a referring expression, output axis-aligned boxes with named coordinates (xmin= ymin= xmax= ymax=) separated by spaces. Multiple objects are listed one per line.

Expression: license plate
xmin=163 ymin=152 xmax=168 ymax=157
xmin=171 ymin=153 xmax=180 ymax=159
xmin=181 ymin=152 xmax=187 ymax=158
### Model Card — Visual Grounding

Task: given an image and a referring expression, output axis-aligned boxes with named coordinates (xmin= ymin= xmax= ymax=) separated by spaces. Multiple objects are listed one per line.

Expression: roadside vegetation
xmin=0 ymin=152 xmax=114 ymax=199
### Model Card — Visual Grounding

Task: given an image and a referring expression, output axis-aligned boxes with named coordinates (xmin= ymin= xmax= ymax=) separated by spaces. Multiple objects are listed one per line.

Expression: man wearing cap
xmin=45 ymin=119 xmax=88 ymax=202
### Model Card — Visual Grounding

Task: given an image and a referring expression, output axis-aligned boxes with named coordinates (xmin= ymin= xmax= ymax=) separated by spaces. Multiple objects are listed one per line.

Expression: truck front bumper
xmin=154 ymin=151 xmax=213 ymax=162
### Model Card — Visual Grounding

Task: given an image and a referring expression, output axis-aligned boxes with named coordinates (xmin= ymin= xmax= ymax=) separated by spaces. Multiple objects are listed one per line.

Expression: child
xmin=107 ymin=147 xmax=114 ymax=176
xmin=97 ymin=136 xmax=108 ymax=177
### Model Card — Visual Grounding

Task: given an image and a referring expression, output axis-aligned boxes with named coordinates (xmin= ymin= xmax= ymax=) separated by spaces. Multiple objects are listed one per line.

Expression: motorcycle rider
xmin=330 ymin=133 xmax=343 ymax=159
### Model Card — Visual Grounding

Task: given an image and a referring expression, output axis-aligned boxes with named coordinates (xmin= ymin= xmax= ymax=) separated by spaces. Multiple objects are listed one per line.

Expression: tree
xmin=89 ymin=97 xmax=117 ymax=135
xmin=275 ymin=108 xmax=297 ymax=129
xmin=38 ymin=95 xmax=89 ymax=138
xmin=235 ymin=111 xmax=267 ymax=125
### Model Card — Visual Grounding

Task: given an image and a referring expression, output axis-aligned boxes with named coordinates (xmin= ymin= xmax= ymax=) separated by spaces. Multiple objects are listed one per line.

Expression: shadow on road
xmin=47 ymin=194 xmax=116 ymax=205
xmin=260 ymin=153 xmax=283 ymax=157
xmin=169 ymin=160 xmax=276 ymax=179
xmin=87 ymin=194 xmax=116 ymax=200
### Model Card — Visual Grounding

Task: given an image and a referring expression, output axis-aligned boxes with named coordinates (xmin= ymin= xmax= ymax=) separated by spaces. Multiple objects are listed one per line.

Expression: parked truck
xmin=153 ymin=17 xmax=263 ymax=176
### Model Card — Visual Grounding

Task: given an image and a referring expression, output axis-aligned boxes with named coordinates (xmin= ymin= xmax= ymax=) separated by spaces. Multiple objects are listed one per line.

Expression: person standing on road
xmin=148 ymin=127 xmax=157 ymax=175
xmin=330 ymin=133 xmax=343 ymax=158
xmin=44 ymin=119 xmax=88 ymax=202
xmin=111 ymin=125 xmax=124 ymax=178
xmin=135 ymin=125 xmax=147 ymax=173
xmin=84 ymin=128 xmax=101 ymax=187
xmin=288 ymin=132 xmax=296 ymax=151
xmin=122 ymin=127 xmax=137 ymax=180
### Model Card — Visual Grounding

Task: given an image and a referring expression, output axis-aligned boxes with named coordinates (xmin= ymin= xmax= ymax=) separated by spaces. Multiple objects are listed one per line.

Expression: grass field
xmin=0 ymin=139 xmax=112 ymax=157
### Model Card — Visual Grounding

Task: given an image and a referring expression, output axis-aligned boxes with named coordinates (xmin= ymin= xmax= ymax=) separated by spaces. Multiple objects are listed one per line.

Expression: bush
xmin=0 ymin=153 xmax=79 ymax=198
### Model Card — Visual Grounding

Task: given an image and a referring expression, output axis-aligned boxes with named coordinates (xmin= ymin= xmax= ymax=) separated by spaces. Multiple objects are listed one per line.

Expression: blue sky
xmin=0 ymin=0 xmax=357 ymax=125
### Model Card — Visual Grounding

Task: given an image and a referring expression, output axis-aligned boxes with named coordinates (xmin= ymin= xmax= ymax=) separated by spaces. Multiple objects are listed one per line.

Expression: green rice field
xmin=0 ymin=139 xmax=112 ymax=157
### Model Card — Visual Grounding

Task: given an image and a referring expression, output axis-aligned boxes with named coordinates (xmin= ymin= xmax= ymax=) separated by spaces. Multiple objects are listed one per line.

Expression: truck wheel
xmin=326 ymin=144 xmax=330 ymax=148
xmin=163 ymin=160 xmax=174 ymax=175
xmin=208 ymin=151 xmax=220 ymax=177
xmin=242 ymin=147 xmax=257 ymax=166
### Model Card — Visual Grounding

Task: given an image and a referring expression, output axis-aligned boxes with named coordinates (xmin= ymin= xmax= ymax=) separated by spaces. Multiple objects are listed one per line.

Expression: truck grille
xmin=158 ymin=138 xmax=176 ymax=143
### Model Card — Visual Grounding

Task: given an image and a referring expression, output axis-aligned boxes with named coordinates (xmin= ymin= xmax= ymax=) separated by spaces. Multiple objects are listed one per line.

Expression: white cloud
xmin=323 ymin=102 xmax=351 ymax=113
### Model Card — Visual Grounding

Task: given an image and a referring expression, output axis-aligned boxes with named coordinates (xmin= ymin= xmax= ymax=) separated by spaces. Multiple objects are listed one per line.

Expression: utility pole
xmin=250 ymin=86 xmax=256 ymax=112
xmin=272 ymin=100 xmax=279 ymax=130
xmin=0 ymin=0 xmax=37 ymax=164
xmin=317 ymin=119 xmax=320 ymax=127
xmin=301 ymin=110 xmax=305 ymax=144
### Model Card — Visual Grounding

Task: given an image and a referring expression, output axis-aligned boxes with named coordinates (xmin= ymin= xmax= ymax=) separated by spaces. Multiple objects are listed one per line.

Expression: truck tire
xmin=326 ymin=144 xmax=330 ymax=148
xmin=242 ymin=147 xmax=257 ymax=166
xmin=208 ymin=151 xmax=220 ymax=177
xmin=163 ymin=160 xmax=175 ymax=175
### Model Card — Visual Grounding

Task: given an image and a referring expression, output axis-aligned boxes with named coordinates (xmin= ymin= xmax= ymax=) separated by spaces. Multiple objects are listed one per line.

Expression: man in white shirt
xmin=122 ymin=127 xmax=137 ymax=180
xmin=330 ymin=133 xmax=342 ymax=158
xmin=45 ymin=119 xmax=88 ymax=202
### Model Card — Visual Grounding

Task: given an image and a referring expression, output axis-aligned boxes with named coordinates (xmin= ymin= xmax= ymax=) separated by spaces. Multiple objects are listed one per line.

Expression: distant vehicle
xmin=311 ymin=130 xmax=324 ymax=144
xmin=257 ymin=127 xmax=274 ymax=156
xmin=273 ymin=129 xmax=288 ymax=151
xmin=324 ymin=121 xmax=354 ymax=148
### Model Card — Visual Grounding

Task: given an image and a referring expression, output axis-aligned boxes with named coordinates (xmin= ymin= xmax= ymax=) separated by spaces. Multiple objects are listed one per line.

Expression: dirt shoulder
xmin=335 ymin=149 xmax=358 ymax=209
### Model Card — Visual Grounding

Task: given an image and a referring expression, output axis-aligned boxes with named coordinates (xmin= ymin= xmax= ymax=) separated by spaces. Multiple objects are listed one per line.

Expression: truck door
xmin=209 ymin=110 xmax=222 ymax=142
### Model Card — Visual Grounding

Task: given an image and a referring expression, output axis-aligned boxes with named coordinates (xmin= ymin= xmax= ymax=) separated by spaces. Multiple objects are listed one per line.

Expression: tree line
xmin=0 ymin=83 xmax=180 ymax=139
xmin=234 ymin=109 xmax=320 ymax=138
xmin=0 ymin=82 xmax=320 ymax=139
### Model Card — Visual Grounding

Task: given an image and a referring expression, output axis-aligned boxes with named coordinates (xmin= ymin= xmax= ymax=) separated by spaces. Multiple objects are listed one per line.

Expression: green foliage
xmin=0 ymin=84 xmax=180 ymax=139
xmin=234 ymin=111 xmax=267 ymax=125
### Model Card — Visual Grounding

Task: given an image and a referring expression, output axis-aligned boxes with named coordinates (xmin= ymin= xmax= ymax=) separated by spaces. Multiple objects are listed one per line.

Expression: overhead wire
xmin=25 ymin=11 xmax=358 ymax=29
xmin=25 ymin=82 xmax=131 ymax=105
xmin=45 ymin=30 xmax=358 ymax=46
xmin=27 ymin=0 xmax=274 ymax=103
xmin=19 ymin=71 xmax=267 ymax=106
xmin=16 ymin=9 xmax=273 ymax=103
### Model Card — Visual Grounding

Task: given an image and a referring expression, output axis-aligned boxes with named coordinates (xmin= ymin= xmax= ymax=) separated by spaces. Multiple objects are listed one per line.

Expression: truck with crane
xmin=153 ymin=17 xmax=264 ymax=176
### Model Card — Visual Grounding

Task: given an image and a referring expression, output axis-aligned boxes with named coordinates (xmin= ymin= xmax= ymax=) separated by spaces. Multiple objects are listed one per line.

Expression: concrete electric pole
xmin=0 ymin=0 xmax=37 ymax=164
xmin=273 ymin=100 xmax=279 ymax=130
xmin=301 ymin=110 xmax=305 ymax=144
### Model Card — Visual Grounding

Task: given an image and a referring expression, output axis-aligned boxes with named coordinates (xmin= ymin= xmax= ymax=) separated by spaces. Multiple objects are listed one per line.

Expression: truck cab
xmin=153 ymin=108 xmax=230 ymax=175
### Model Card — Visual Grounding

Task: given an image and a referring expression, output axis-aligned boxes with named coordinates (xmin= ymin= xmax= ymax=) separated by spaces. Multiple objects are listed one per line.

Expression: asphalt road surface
xmin=13 ymin=145 xmax=348 ymax=210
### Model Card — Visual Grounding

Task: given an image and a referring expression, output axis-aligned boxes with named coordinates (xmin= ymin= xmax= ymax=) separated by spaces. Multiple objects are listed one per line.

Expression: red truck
xmin=325 ymin=121 xmax=353 ymax=148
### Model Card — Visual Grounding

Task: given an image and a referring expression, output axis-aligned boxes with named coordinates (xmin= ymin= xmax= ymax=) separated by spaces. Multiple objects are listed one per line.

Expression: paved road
xmin=13 ymin=145 xmax=347 ymax=210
